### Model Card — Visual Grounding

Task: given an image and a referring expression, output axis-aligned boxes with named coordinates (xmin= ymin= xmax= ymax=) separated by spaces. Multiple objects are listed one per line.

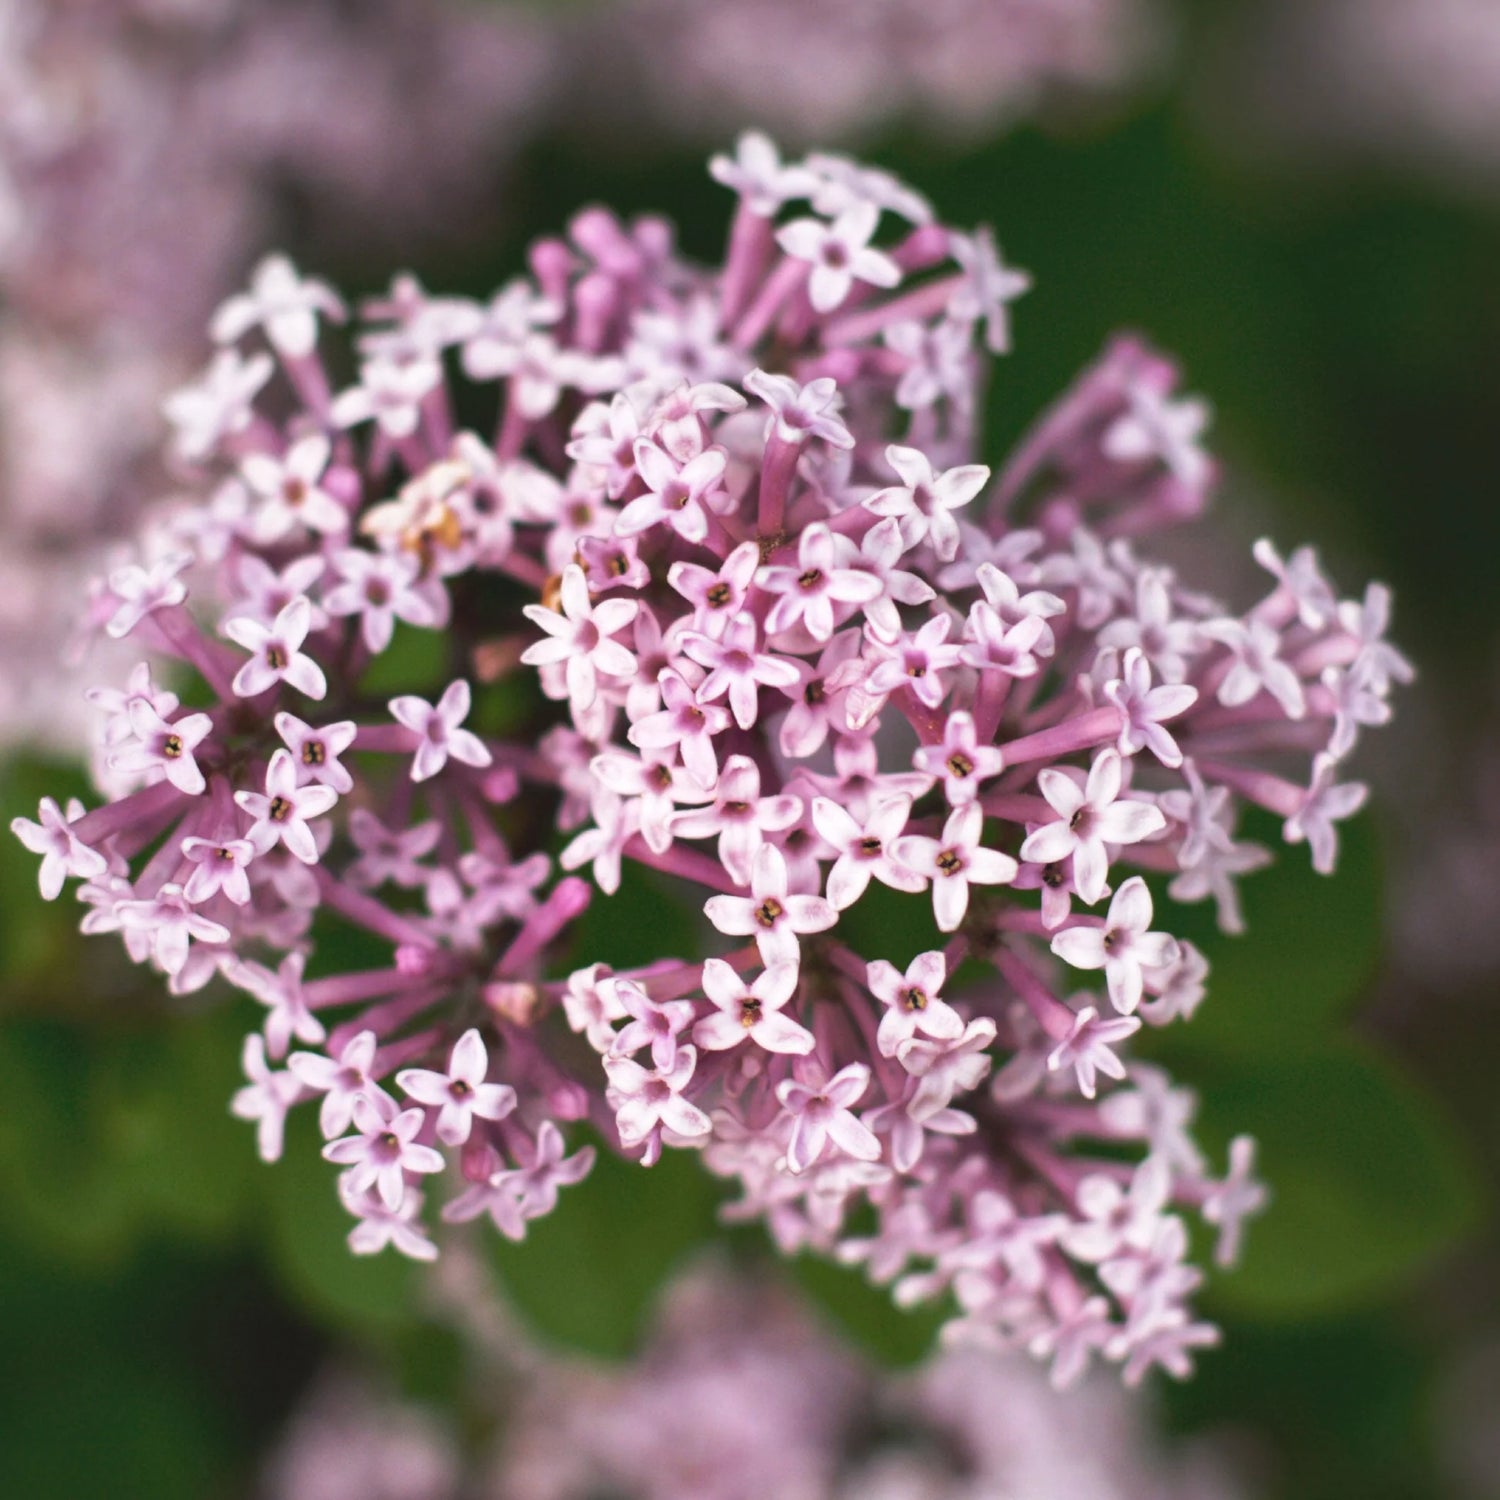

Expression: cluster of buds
xmin=11 ymin=134 xmax=1406 ymax=1384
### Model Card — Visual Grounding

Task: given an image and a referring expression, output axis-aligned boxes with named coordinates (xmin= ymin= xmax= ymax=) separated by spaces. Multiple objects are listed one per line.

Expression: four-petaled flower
xmin=224 ymin=595 xmax=328 ymax=700
xmin=867 ymin=950 xmax=964 ymax=1059
xmin=776 ymin=202 xmax=901 ymax=313
xmin=693 ymin=960 xmax=814 ymax=1055
xmin=397 ymin=1028 xmax=518 ymax=1147
xmin=235 ymin=748 xmax=339 ymax=862
xmin=521 ymin=564 xmax=639 ymax=711
xmin=389 ymin=680 xmax=493 ymax=783
xmin=776 ymin=1060 xmax=882 ymax=1173
xmin=1051 ymin=877 xmax=1180 ymax=1015
xmin=1020 ymin=748 xmax=1165 ymax=906
xmin=893 ymin=802 xmax=1018 ymax=932
xmin=704 ymin=843 xmax=837 ymax=965
xmin=323 ymin=1094 xmax=446 ymax=1211
xmin=865 ymin=445 xmax=990 ymax=562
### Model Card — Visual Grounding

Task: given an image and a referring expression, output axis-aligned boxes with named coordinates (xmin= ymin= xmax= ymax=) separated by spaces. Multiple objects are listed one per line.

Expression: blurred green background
xmin=2 ymin=3 xmax=1498 ymax=1496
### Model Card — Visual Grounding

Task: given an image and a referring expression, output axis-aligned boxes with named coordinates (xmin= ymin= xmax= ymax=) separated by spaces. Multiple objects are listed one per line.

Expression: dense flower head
xmin=12 ymin=135 xmax=1406 ymax=1385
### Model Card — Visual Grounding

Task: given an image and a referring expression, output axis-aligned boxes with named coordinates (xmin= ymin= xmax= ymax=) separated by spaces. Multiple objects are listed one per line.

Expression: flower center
xmin=946 ymin=752 xmax=973 ymax=778
xmin=302 ymin=741 xmax=325 ymax=765
xmin=901 ymin=986 xmax=928 ymax=1012
xmin=162 ymin=734 xmax=184 ymax=759
xmin=858 ymin=836 xmax=882 ymax=856
xmin=936 ymin=848 xmax=963 ymax=875
xmin=706 ymin=582 xmax=732 ymax=607
xmin=266 ymin=644 xmax=288 ymax=671
xmin=739 ymin=998 xmax=762 ymax=1028
xmin=754 ymin=897 xmax=784 ymax=928
xmin=269 ymin=795 xmax=293 ymax=822
xmin=798 ymin=569 xmax=823 ymax=591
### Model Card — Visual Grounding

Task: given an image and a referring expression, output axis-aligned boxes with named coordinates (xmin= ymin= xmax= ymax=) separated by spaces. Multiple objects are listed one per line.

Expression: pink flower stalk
xmin=16 ymin=137 xmax=1405 ymax=1385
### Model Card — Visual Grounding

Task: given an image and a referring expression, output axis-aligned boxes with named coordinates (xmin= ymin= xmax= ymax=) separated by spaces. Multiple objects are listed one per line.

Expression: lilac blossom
xmin=1021 ymin=748 xmax=1166 ymax=905
xmin=388 ymin=681 xmax=493 ymax=783
xmin=694 ymin=959 xmax=814 ymax=1054
xmin=396 ymin=1029 xmax=517 ymax=1147
xmin=14 ymin=137 xmax=1405 ymax=1387
xmin=865 ymin=445 xmax=991 ymax=561
xmin=1052 ymin=877 xmax=1180 ymax=1014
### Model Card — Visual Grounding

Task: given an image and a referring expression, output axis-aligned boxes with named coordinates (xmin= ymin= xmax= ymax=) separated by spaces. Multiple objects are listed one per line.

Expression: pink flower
xmin=605 ymin=1047 xmax=712 ymax=1153
xmin=521 ymin=563 xmax=639 ymax=711
xmin=628 ymin=668 xmax=731 ymax=788
xmin=743 ymin=369 xmax=853 ymax=449
xmin=228 ymin=950 xmax=326 ymax=1057
xmin=323 ymin=1094 xmax=446 ymax=1211
xmin=760 ymin=523 xmax=883 ymax=642
xmin=893 ymin=803 xmax=1018 ymax=932
xmin=865 ymin=445 xmax=990 ymax=562
xmin=105 ymin=701 xmax=212 ymax=795
xmin=211 ymin=253 xmax=346 ymax=359
xmin=680 ymin=615 xmax=802 ymax=730
xmin=274 ymin=712 xmax=358 ymax=796
xmin=1284 ymin=753 xmax=1368 ymax=875
xmin=1103 ymin=648 xmax=1198 ymax=767
xmin=911 ymin=710 xmax=1003 ymax=806
xmin=865 ymin=614 xmax=964 ymax=710
xmin=1202 ymin=1136 xmax=1268 ymax=1268
xmin=105 ymin=554 xmax=190 ymax=638
xmin=709 ymin=130 xmax=816 ymax=216
xmin=241 ymin=434 xmax=348 ymax=539
xmin=777 ymin=1060 xmax=881 ymax=1173
xmin=288 ymin=1030 xmax=390 ymax=1140
xmin=389 ymin=680 xmax=493 ymax=782
xmin=235 ymin=748 xmax=339 ymax=863
xmin=668 ymin=540 xmax=761 ymax=639
xmin=231 ymin=1034 xmax=301 ymax=1163
xmin=950 ymin=227 xmax=1032 ymax=354
xmin=693 ymin=960 xmax=813 ymax=1055
xmin=704 ymin=843 xmax=837 ymax=966
xmin=1020 ymin=748 xmax=1165 ymax=906
xmin=867 ymin=950 xmax=964 ymax=1058
xmin=1048 ymin=1006 xmax=1142 ymax=1098
xmin=1103 ymin=383 xmax=1212 ymax=487
xmin=397 ymin=1029 xmax=518 ymax=1147
xmin=811 ymin=794 xmax=923 ymax=910
xmin=673 ymin=755 xmax=802 ymax=887
xmin=224 ymin=595 xmax=328 ymax=700
xmin=776 ymin=202 xmax=901 ymax=313
xmin=181 ymin=836 xmax=257 ymax=905
xmin=323 ymin=549 xmax=440 ymax=653
xmin=616 ymin=440 xmax=728 ymax=545
xmin=1051 ymin=877 xmax=1180 ymax=1015
xmin=606 ymin=978 xmax=698 ymax=1071
xmin=118 ymin=882 xmax=231 ymax=978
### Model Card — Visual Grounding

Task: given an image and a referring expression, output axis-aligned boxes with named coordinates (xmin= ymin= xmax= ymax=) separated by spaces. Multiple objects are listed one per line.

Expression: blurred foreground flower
xmin=13 ymin=135 xmax=1406 ymax=1385
xmin=264 ymin=1262 xmax=1246 ymax=1500
xmin=582 ymin=0 xmax=1161 ymax=144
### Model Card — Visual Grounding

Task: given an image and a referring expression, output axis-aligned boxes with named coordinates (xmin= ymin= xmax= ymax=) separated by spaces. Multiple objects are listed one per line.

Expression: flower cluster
xmin=12 ymin=134 xmax=1406 ymax=1384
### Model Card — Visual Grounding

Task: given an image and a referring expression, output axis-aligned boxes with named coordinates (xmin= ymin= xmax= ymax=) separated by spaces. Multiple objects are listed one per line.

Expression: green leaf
xmin=1151 ymin=810 xmax=1385 ymax=1056
xmin=1189 ymin=1042 xmax=1481 ymax=1319
xmin=791 ymin=1253 xmax=945 ymax=1368
xmin=557 ymin=860 xmax=704 ymax=974
xmin=356 ymin=621 xmax=451 ymax=698
xmin=488 ymin=1137 xmax=723 ymax=1357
